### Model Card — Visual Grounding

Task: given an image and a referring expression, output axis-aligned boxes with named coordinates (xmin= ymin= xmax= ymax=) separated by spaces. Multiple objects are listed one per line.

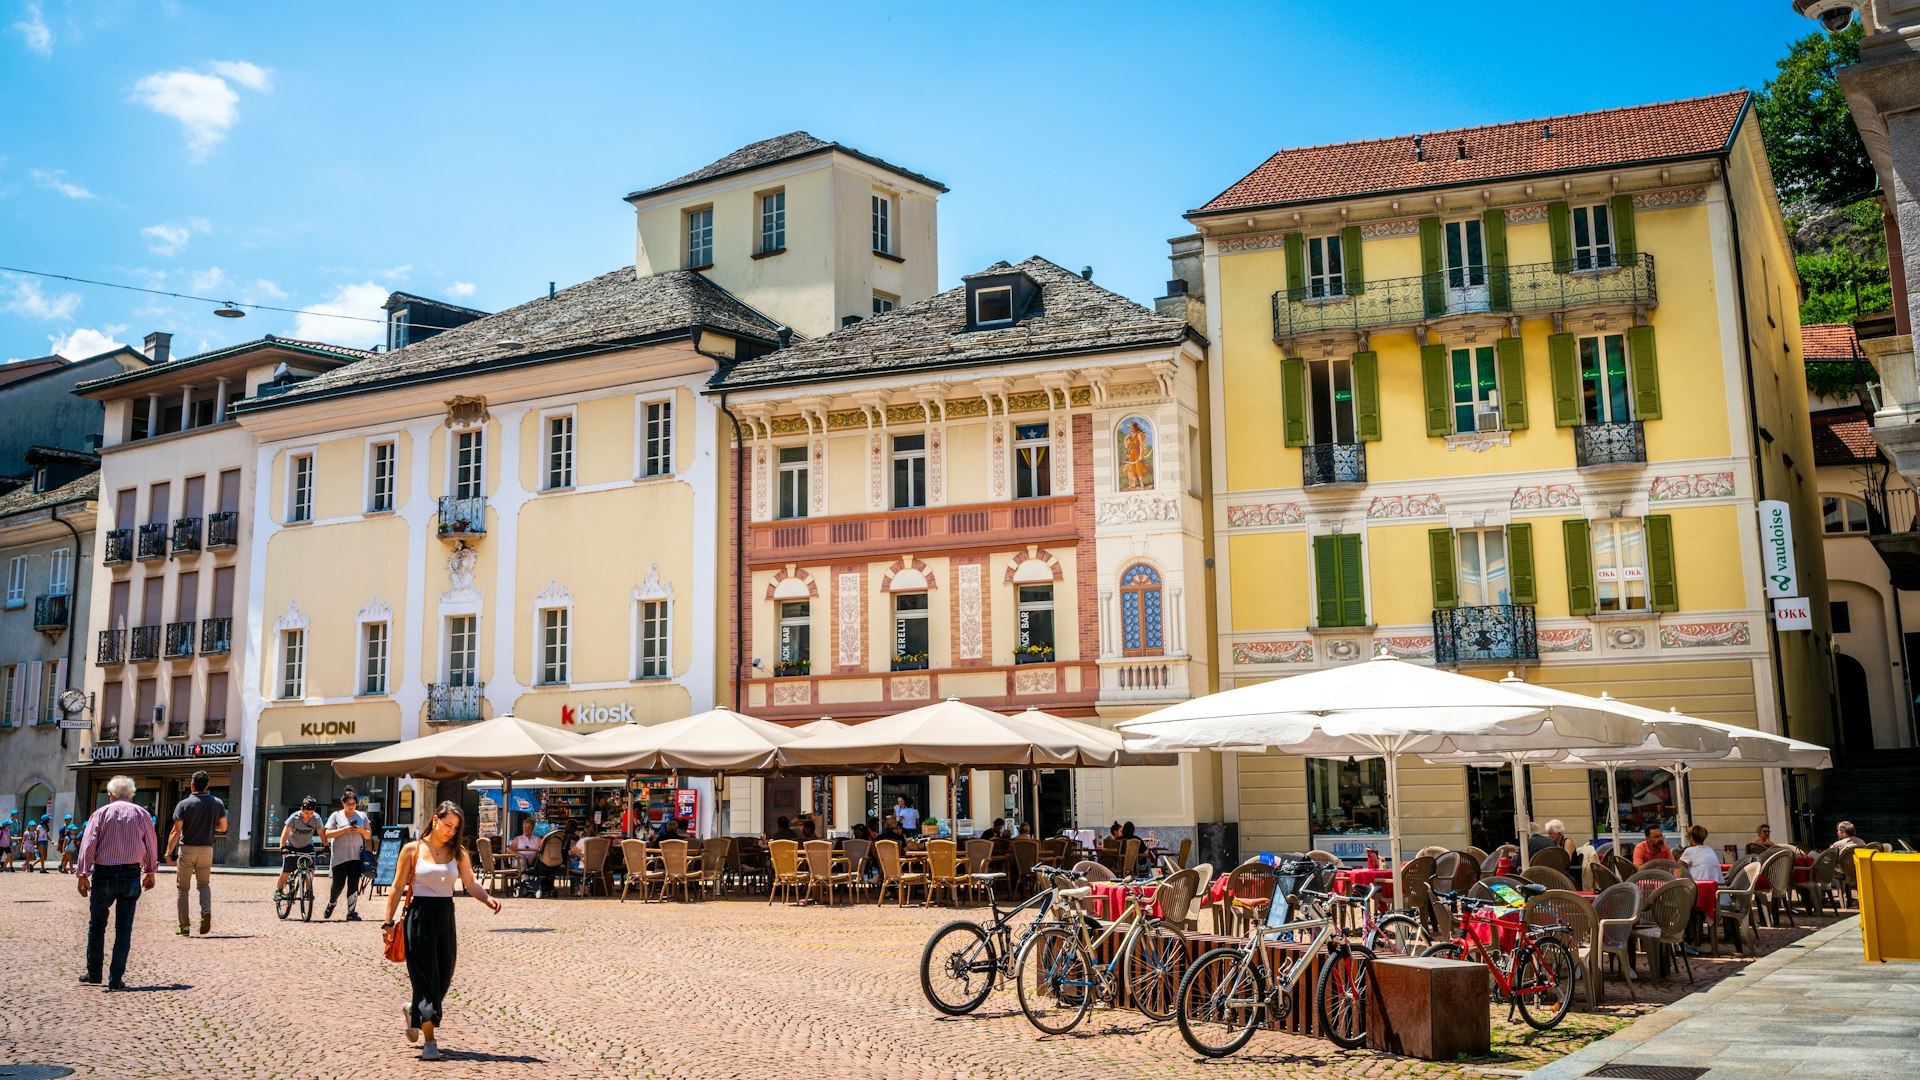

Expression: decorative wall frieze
xmin=1232 ymin=640 xmax=1314 ymax=665
xmin=1216 ymin=232 xmax=1291 ymax=255
xmin=1504 ymin=205 xmax=1549 ymax=225
xmin=1444 ymin=431 xmax=1511 ymax=453
xmin=957 ymin=564 xmax=984 ymax=661
xmin=357 ymin=595 xmax=392 ymax=623
xmin=1226 ymin=502 xmax=1305 ymax=528
xmin=533 ymin=579 xmax=572 ymax=607
xmin=1013 ymin=667 xmax=1058 ymax=695
xmin=633 ymin=563 xmax=674 ymax=602
xmin=1538 ymin=628 xmax=1594 ymax=653
xmin=1366 ymin=493 xmax=1446 ymax=520
xmin=1376 ymin=635 xmax=1433 ymax=660
xmin=443 ymin=543 xmax=481 ymax=604
xmin=1095 ymin=493 xmax=1183 ymax=526
xmin=1659 ymin=621 xmax=1751 ymax=648
xmin=1511 ymin=484 xmax=1580 ymax=510
xmin=836 ymin=573 xmax=862 ymax=667
xmin=1358 ymin=218 xmax=1422 ymax=239
xmin=275 ymin=600 xmax=309 ymax=632
xmin=1649 ymin=472 xmax=1735 ymax=501
xmin=1632 ymin=187 xmax=1708 ymax=210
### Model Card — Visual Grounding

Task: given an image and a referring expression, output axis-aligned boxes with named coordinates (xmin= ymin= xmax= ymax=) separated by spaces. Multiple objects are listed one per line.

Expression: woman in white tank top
xmin=382 ymin=801 xmax=499 ymax=1060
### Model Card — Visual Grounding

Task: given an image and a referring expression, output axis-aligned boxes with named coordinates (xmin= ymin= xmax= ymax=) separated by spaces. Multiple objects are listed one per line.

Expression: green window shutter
xmin=1562 ymin=518 xmax=1596 ymax=616
xmin=1338 ymin=533 xmax=1366 ymax=627
xmin=1341 ymin=225 xmax=1364 ymax=295
xmin=1646 ymin=514 xmax=1678 ymax=612
xmin=1627 ymin=324 xmax=1662 ymax=420
xmin=1548 ymin=332 xmax=1580 ymax=428
xmin=1508 ymin=523 xmax=1536 ymax=605
xmin=1428 ymin=529 xmax=1458 ymax=609
xmin=1285 ymin=232 xmax=1305 ymax=299
xmin=1611 ymin=194 xmax=1637 ymax=260
xmin=1314 ymin=535 xmax=1341 ymax=626
xmin=1483 ymin=209 xmax=1510 ymax=311
xmin=1352 ymin=350 xmax=1381 ymax=442
xmin=1281 ymin=356 xmax=1308 ymax=447
xmin=1548 ymin=201 xmax=1572 ymax=270
xmin=1421 ymin=343 xmax=1451 ymax=437
xmin=1496 ymin=336 xmax=1528 ymax=430
xmin=1419 ymin=217 xmax=1444 ymax=317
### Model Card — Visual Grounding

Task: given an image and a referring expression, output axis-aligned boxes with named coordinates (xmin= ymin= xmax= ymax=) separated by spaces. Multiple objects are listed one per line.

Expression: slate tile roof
xmin=0 ymin=469 xmax=98 ymax=521
xmin=236 ymin=267 xmax=782 ymax=412
xmin=626 ymin=131 xmax=948 ymax=200
xmin=715 ymin=256 xmax=1189 ymax=390
xmin=1811 ymin=406 xmax=1881 ymax=466
xmin=73 ymin=336 xmax=377 ymax=394
xmin=1194 ymin=91 xmax=1749 ymax=214
xmin=1801 ymin=322 xmax=1860 ymax=361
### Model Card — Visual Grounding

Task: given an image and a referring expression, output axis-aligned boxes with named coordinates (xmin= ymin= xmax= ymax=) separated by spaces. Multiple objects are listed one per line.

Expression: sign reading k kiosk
xmin=561 ymin=702 xmax=634 ymax=725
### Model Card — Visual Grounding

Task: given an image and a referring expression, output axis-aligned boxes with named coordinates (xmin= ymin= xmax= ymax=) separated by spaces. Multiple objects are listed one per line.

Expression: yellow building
xmin=1188 ymin=92 xmax=1837 ymax=858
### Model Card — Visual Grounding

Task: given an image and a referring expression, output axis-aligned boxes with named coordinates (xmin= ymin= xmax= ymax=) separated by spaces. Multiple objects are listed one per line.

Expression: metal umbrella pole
xmin=1513 ymin=759 xmax=1532 ymax=870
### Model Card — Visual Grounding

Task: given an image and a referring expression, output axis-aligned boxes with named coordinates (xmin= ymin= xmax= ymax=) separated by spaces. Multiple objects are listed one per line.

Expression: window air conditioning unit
xmin=1474 ymin=402 xmax=1503 ymax=433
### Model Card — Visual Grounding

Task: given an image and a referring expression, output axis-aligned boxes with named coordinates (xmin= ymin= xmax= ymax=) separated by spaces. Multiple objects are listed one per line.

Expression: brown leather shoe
xmin=199 ymin=913 xmax=212 ymax=935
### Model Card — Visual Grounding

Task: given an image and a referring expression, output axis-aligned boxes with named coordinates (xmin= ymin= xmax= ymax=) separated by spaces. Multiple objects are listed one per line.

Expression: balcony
xmin=95 ymin=629 xmax=125 ymax=666
xmin=171 ymin=516 xmax=202 ymax=557
xmin=436 ymin=496 xmax=487 ymax=541
xmin=129 ymin=624 xmax=162 ymax=663
xmin=200 ymin=616 xmax=232 ymax=656
xmin=748 ymin=495 xmax=1077 ymax=568
xmin=102 ymin=529 xmax=133 ymax=565
xmin=745 ymin=658 xmax=1098 ymax=720
xmin=1272 ymin=253 xmax=1657 ymax=343
xmin=1574 ymin=420 xmax=1647 ymax=469
xmin=1864 ymin=485 xmax=1920 ymax=589
xmin=166 ymin=711 xmax=188 ymax=740
xmin=1432 ymin=604 xmax=1538 ymax=666
xmin=132 ymin=712 xmax=153 ymax=742
xmin=427 ymin=682 xmax=484 ymax=723
xmin=1098 ymin=656 xmax=1193 ymax=704
xmin=33 ymin=593 xmax=69 ymax=632
xmin=164 ymin=621 xmax=196 ymax=659
xmin=97 ymin=719 xmax=119 ymax=742
xmin=136 ymin=523 xmax=168 ymax=561
xmin=205 ymin=510 xmax=239 ymax=550
xmin=1303 ymin=442 xmax=1366 ymax=487
xmin=202 ymin=715 xmax=226 ymax=738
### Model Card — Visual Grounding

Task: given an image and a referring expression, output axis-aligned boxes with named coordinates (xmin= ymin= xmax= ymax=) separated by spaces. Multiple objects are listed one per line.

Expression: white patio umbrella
xmin=550 ymin=707 xmax=804 ymax=774
xmin=1116 ymin=655 xmax=1642 ymax=904
xmin=777 ymin=698 xmax=1091 ymax=769
xmin=332 ymin=714 xmax=588 ymax=780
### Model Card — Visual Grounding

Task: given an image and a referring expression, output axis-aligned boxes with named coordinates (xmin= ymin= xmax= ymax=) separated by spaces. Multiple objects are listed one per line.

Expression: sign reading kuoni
xmin=1757 ymin=499 xmax=1799 ymax=598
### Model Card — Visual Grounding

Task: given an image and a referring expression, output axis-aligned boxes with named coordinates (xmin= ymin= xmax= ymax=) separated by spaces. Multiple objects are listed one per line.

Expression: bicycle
xmin=1013 ymin=869 xmax=1192 ymax=1033
xmin=1420 ymin=884 xmax=1575 ymax=1030
xmin=919 ymin=865 xmax=1070 ymax=1015
xmin=276 ymin=850 xmax=318 ymax=922
xmin=1175 ymin=858 xmax=1375 ymax=1057
xmin=1324 ymin=884 xmax=1426 ymax=956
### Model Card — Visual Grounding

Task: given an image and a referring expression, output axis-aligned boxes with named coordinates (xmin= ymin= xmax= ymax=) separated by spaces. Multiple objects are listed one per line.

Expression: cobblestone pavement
xmin=0 ymin=872 xmax=1839 ymax=1079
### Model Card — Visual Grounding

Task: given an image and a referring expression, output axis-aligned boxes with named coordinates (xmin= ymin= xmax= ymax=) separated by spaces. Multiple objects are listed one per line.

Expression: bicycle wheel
xmin=1367 ymin=912 xmax=1423 ymax=956
xmin=298 ymin=874 xmax=314 ymax=922
xmin=920 ymin=920 xmax=998 ymax=1016
xmin=1419 ymin=940 xmax=1464 ymax=961
xmin=275 ymin=875 xmax=294 ymax=920
xmin=1315 ymin=943 xmax=1374 ymax=1050
xmin=1014 ymin=927 xmax=1094 ymax=1035
xmin=1512 ymin=937 xmax=1576 ymax=1031
xmin=1176 ymin=947 xmax=1265 ymax=1059
xmin=1122 ymin=921 xmax=1189 ymax=1022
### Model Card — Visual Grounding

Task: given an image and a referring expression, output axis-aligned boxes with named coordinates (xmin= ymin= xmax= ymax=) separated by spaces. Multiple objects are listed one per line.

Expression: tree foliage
xmin=1756 ymin=22 xmax=1874 ymax=206
xmin=1792 ymin=197 xmax=1893 ymax=324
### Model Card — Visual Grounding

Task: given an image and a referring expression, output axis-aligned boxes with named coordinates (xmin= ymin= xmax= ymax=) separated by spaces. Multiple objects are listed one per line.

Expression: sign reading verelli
xmin=1758 ymin=499 xmax=1799 ymax=598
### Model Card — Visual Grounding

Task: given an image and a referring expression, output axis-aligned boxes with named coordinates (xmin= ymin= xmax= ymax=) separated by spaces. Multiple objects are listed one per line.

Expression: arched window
xmin=1821 ymin=493 xmax=1870 ymax=534
xmin=1119 ymin=564 xmax=1163 ymax=656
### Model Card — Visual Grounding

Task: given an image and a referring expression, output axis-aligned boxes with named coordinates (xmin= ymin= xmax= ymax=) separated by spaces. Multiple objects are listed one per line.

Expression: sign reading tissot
xmin=88 ymin=740 xmax=237 ymax=763
xmin=1758 ymin=500 xmax=1800 ymax=598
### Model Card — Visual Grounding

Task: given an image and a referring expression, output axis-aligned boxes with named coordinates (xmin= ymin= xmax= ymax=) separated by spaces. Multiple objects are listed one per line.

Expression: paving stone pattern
xmin=0 ymin=874 xmax=1839 ymax=1079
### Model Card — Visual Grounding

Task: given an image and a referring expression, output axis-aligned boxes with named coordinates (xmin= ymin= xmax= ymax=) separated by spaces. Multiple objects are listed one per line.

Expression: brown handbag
xmin=383 ymin=848 xmax=414 ymax=963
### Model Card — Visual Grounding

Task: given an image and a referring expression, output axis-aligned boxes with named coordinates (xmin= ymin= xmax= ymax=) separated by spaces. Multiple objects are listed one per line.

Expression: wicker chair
xmin=963 ymin=839 xmax=995 ymax=899
xmin=1530 ymin=845 xmax=1572 ymax=874
xmin=698 ymin=837 xmax=730 ymax=899
xmin=1039 ymin=837 xmax=1070 ymax=867
xmin=1628 ymin=867 xmax=1675 ymax=884
xmin=1010 ymin=837 xmax=1042 ymax=894
xmin=1711 ymin=861 xmax=1764 ymax=956
xmin=1633 ymin=878 xmax=1698 ymax=984
xmin=1169 ymin=837 xmax=1194 ymax=870
xmin=1798 ymin=847 xmax=1842 ymax=916
xmin=578 ymin=836 xmax=613 ymax=897
xmin=1071 ymin=859 xmax=1116 ymax=882
xmin=804 ymin=839 xmax=855 ymax=906
xmin=1592 ymin=881 xmax=1642 ymax=1001
xmin=1758 ymin=847 xmax=1799 ymax=927
xmin=874 ymin=839 xmax=927 ymax=907
xmin=767 ymin=839 xmax=806 ymax=905
xmin=1120 ymin=838 xmax=1144 ymax=877
xmin=926 ymin=840 xmax=972 ymax=907
xmin=1526 ymin=889 xmax=1599 ymax=1010
xmin=843 ymin=839 xmax=873 ymax=894
xmin=1217 ymin=859 xmax=1278 ymax=937
xmin=475 ymin=837 xmax=498 ymax=891
xmin=532 ymin=832 xmax=572 ymax=897
xmin=1522 ymin=865 xmax=1577 ymax=893
xmin=619 ymin=839 xmax=657 ymax=902
xmin=657 ymin=839 xmax=696 ymax=902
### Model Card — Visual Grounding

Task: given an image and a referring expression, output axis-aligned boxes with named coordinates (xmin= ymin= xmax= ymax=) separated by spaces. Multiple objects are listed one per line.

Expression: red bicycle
xmin=1419 ymin=885 xmax=1575 ymax=1030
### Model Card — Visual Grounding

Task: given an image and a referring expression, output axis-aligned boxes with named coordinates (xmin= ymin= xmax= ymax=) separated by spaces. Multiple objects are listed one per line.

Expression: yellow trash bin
xmin=1855 ymin=849 xmax=1920 ymax=963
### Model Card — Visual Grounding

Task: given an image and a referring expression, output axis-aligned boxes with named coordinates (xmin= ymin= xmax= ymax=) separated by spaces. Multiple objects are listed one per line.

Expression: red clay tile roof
xmin=1811 ymin=406 xmax=1881 ymax=466
xmin=1194 ymin=91 xmax=1750 ymax=215
xmin=1801 ymin=323 xmax=1859 ymax=361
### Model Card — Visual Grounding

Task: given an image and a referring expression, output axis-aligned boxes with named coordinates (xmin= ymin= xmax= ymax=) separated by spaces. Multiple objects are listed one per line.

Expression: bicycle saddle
xmin=1057 ymin=885 xmax=1093 ymax=899
xmin=969 ymin=872 xmax=1006 ymax=881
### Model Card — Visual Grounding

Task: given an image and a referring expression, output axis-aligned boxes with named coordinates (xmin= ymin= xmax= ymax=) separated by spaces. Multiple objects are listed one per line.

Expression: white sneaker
xmin=420 ymin=1039 xmax=442 ymax=1061
xmin=404 ymin=1005 xmax=420 ymax=1044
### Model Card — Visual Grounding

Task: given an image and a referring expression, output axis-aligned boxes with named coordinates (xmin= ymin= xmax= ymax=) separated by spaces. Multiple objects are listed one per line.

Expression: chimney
xmin=1542 ymin=123 xmax=1552 ymax=140
xmin=841 ymin=315 xmax=862 ymax=328
xmin=548 ymin=281 xmax=556 ymax=301
xmin=143 ymin=331 xmax=172 ymax=365
xmin=1081 ymin=266 xmax=1094 ymax=280
xmin=1413 ymin=134 xmax=1424 ymax=162
xmin=777 ymin=326 xmax=793 ymax=348
xmin=1457 ymin=137 xmax=1468 ymax=161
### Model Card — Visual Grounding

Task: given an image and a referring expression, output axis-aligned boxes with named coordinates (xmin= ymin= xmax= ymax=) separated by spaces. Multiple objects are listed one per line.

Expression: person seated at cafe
xmin=1107 ymin=821 xmax=1123 ymax=842
xmin=800 ymin=817 xmax=819 ymax=842
xmin=1632 ymin=826 xmax=1674 ymax=865
xmin=508 ymin=818 xmax=541 ymax=868
xmin=770 ymin=816 xmax=799 ymax=842
xmin=652 ymin=817 xmax=685 ymax=846
xmin=1529 ymin=819 xmax=1576 ymax=860
xmin=1679 ymin=825 xmax=1722 ymax=883
xmin=877 ymin=819 xmax=908 ymax=847
xmin=1828 ymin=821 xmax=1869 ymax=884
xmin=851 ymin=823 xmax=871 ymax=842
xmin=978 ymin=818 xmax=1004 ymax=840
xmin=1014 ymin=821 xmax=1034 ymax=839
xmin=1745 ymin=823 xmax=1778 ymax=856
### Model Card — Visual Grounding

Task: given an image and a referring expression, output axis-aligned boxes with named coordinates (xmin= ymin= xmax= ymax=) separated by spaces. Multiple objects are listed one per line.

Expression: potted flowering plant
xmin=1013 ymin=643 xmax=1055 ymax=665
xmin=891 ymin=651 xmax=930 ymax=672
xmin=773 ymin=658 xmax=811 ymax=678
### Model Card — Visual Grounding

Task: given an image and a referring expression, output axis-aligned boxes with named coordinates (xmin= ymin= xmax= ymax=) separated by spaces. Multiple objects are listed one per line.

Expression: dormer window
xmin=963 ymin=268 xmax=1039 ymax=331
xmin=32 ymin=467 xmax=48 ymax=494
xmin=974 ymin=286 xmax=1013 ymax=325
xmin=388 ymin=307 xmax=409 ymax=351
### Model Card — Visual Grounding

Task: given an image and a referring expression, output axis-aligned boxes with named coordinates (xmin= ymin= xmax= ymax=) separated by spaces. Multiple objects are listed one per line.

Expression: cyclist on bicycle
xmin=275 ymin=796 xmax=325 ymax=901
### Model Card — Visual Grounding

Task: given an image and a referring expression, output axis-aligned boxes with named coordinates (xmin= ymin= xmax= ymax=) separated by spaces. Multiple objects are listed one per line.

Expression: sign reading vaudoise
xmin=1758 ymin=499 xmax=1799 ymax=599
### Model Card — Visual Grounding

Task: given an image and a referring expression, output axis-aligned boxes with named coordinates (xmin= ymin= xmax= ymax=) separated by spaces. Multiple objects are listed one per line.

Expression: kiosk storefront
xmin=74 ymin=740 xmax=244 ymax=864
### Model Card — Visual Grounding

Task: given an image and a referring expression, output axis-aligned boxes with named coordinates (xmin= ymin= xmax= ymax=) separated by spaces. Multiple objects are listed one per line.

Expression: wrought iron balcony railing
xmin=200 ymin=617 xmax=232 ymax=656
xmin=436 ymin=496 xmax=487 ymax=540
xmin=427 ymin=682 xmax=483 ymax=723
xmin=1272 ymin=253 xmax=1657 ymax=340
xmin=97 ymin=719 xmax=119 ymax=742
xmin=132 ymin=713 xmax=153 ymax=741
xmin=96 ymin=629 xmax=125 ymax=666
xmin=136 ymin=523 xmax=169 ymax=561
xmin=202 ymin=715 xmax=226 ymax=738
xmin=205 ymin=510 xmax=239 ymax=549
xmin=164 ymin=621 xmax=195 ymax=659
xmin=103 ymin=529 xmax=133 ymax=565
xmin=1573 ymin=420 xmax=1647 ymax=468
xmin=129 ymin=624 xmax=162 ymax=663
xmin=166 ymin=712 xmax=188 ymax=739
xmin=171 ymin=516 xmax=202 ymax=556
xmin=1303 ymin=441 xmax=1367 ymax=487
xmin=1864 ymin=484 xmax=1918 ymax=537
xmin=33 ymin=593 xmax=69 ymax=631
xmin=1433 ymin=604 xmax=1538 ymax=666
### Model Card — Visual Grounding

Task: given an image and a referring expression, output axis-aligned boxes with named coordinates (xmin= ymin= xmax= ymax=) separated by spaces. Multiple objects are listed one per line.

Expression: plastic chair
xmin=1798 ymin=847 xmax=1841 ymax=915
xmin=1481 ymin=845 xmax=1519 ymax=876
xmin=1633 ymin=878 xmax=1697 ymax=984
xmin=1641 ymin=858 xmax=1687 ymax=876
xmin=1522 ymin=865 xmax=1576 ymax=893
xmin=767 ymin=839 xmax=805 ymax=905
xmin=1181 ymin=863 xmax=1215 ymax=932
xmin=1415 ymin=845 xmax=1450 ymax=859
xmin=619 ymin=839 xmax=657 ymax=902
xmin=1306 ymin=849 xmax=1343 ymax=866
xmin=1593 ymin=881 xmax=1642 ymax=1001
xmin=1628 ymin=867 xmax=1675 ymax=884
xmin=1530 ymin=845 xmax=1572 ymax=874
xmin=1526 ymin=888 xmax=1599 ymax=1010
xmin=1461 ymin=846 xmax=1490 ymax=868
xmin=1217 ymin=859 xmax=1278 ymax=938
xmin=1606 ymin=853 xmax=1636 ymax=881
xmin=1009 ymin=837 xmax=1041 ymax=894
xmin=1071 ymin=859 xmax=1117 ymax=882
xmin=1583 ymin=860 xmax=1620 ymax=892
xmin=1170 ymin=837 xmax=1194 ymax=870
xmin=1120 ymin=838 xmax=1144 ymax=877
xmin=1711 ymin=861 xmax=1763 ymax=956
xmin=1154 ymin=867 xmax=1202 ymax=929
xmin=1758 ymin=847 xmax=1798 ymax=927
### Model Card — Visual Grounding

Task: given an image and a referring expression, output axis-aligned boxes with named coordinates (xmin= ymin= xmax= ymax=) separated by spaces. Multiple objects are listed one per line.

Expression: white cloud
xmin=13 ymin=2 xmax=50 ymax=55
xmin=141 ymin=216 xmax=212 ymax=255
xmin=249 ymin=279 xmax=287 ymax=301
xmin=208 ymin=60 xmax=271 ymax=92
xmin=445 ymin=281 xmax=477 ymax=299
xmin=187 ymin=266 xmax=228 ymax=295
xmin=130 ymin=62 xmax=270 ymax=161
xmin=48 ymin=324 xmax=128 ymax=360
xmin=293 ymin=282 xmax=388 ymax=349
xmin=375 ymin=264 xmax=413 ymax=283
xmin=1 ymin=276 xmax=80 ymax=320
xmin=31 ymin=169 xmax=94 ymax=199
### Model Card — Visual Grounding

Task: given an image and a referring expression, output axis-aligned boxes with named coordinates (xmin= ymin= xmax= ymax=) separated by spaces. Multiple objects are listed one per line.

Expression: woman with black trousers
xmin=383 ymin=802 xmax=499 ymax=1061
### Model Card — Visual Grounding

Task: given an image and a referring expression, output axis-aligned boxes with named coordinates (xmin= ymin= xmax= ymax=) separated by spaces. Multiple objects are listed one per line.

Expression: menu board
xmin=373 ymin=826 xmax=409 ymax=888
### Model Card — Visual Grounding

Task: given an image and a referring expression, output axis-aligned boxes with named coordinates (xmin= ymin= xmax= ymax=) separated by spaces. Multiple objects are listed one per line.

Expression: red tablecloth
xmin=1464 ymin=908 xmax=1524 ymax=952
xmin=1084 ymin=881 xmax=1161 ymax=921
xmin=1694 ymin=879 xmax=1719 ymax=917
xmin=1343 ymin=867 xmax=1395 ymax=899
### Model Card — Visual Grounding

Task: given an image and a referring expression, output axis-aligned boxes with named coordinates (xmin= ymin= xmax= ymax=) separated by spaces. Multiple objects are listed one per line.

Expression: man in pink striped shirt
xmin=77 ymin=776 xmax=157 ymax=990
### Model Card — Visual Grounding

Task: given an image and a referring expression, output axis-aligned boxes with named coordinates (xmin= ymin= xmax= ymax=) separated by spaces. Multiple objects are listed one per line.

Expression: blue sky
xmin=3 ymin=1 xmax=1820 ymax=363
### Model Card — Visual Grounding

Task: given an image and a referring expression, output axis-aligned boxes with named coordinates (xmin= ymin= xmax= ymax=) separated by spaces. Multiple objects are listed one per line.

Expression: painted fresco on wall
xmin=1117 ymin=416 xmax=1155 ymax=491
